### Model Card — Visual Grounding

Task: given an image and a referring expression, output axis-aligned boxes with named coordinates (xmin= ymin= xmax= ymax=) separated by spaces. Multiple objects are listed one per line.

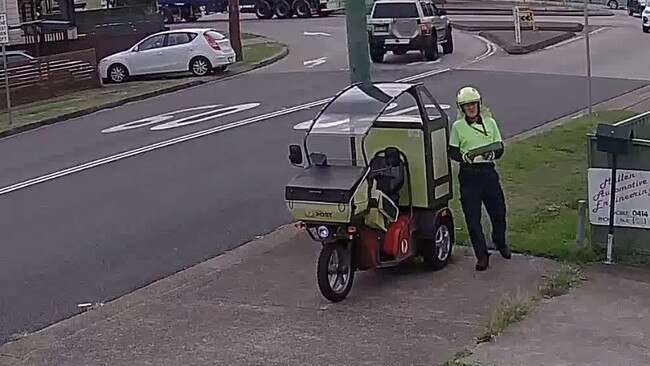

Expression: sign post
xmin=513 ymin=6 xmax=521 ymax=44
xmin=0 ymin=11 xmax=12 ymax=126
xmin=584 ymin=0 xmax=593 ymax=114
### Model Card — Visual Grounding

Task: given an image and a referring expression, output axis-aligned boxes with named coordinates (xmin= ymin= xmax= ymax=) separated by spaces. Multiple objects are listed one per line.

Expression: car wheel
xmin=424 ymin=33 xmax=440 ymax=61
xmin=293 ymin=0 xmax=312 ymax=17
xmin=190 ymin=56 xmax=211 ymax=76
xmin=442 ymin=26 xmax=454 ymax=54
xmin=607 ymin=0 xmax=618 ymax=8
xmin=274 ymin=0 xmax=293 ymax=18
xmin=108 ymin=64 xmax=128 ymax=83
xmin=629 ymin=7 xmax=634 ymax=15
xmin=254 ymin=0 xmax=273 ymax=19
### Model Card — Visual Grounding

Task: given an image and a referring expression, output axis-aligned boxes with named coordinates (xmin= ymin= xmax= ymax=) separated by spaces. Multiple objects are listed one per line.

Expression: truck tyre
xmin=424 ymin=33 xmax=439 ymax=61
xmin=293 ymin=0 xmax=312 ymax=17
xmin=442 ymin=26 xmax=454 ymax=54
xmin=254 ymin=0 xmax=273 ymax=19
xmin=274 ymin=0 xmax=293 ymax=18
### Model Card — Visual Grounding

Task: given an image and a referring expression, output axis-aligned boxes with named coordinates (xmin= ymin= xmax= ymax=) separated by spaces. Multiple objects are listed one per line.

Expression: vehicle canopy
xmin=290 ymin=80 xmax=453 ymax=210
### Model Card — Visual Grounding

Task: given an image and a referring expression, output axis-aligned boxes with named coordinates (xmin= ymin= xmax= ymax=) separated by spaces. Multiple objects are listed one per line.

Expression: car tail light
xmin=203 ymin=33 xmax=221 ymax=50
xmin=420 ymin=24 xmax=430 ymax=35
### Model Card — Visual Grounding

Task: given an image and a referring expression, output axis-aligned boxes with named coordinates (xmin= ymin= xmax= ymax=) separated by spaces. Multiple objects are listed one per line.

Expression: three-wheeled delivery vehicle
xmin=284 ymin=81 xmax=455 ymax=302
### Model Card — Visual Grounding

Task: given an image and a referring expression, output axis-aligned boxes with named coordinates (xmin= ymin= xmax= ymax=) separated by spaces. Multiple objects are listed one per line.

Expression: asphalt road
xmin=0 ymin=13 xmax=648 ymax=344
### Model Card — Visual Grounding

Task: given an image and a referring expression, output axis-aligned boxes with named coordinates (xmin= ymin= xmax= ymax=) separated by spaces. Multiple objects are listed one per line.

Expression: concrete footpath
xmin=459 ymin=264 xmax=650 ymax=366
xmin=0 ymin=225 xmax=560 ymax=366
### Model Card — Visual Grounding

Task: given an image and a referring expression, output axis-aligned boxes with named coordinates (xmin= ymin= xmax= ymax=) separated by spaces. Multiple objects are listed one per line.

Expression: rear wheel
xmin=607 ymin=0 xmax=618 ymax=8
xmin=189 ymin=56 xmax=211 ymax=76
xmin=317 ymin=241 xmax=354 ymax=302
xmin=254 ymin=0 xmax=273 ymax=19
xmin=422 ymin=216 xmax=453 ymax=270
xmin=274 ymin=0 xmax=293 ymax=18
xmin=293 ymin=0 xmax=312 ymax=17
xmin=370 ymin=46 xmax=385 ymax=62
xmin=424 ymin=33 xmax=440 ymax=61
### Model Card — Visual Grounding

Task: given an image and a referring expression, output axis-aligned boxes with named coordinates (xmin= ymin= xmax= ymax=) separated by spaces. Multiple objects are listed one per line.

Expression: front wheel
xmin=422 ymin=217 xmax=453 ymax=270
xmin=317 ymin=241 xmax=354 ymax=302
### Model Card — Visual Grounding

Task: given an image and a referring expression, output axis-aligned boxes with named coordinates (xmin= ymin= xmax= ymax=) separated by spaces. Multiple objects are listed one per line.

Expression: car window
xmin=422 ymin=3 xmax=433 ymax=16
xmin=372 ymin=2 xmax=419 ymax=18
xmin=166 ymin=32 xmax=194 ymax=46
xmin=138 ymin=35 xmax=166 ymax=51
xmin=5 ymin=54 xmax=29 ymax=63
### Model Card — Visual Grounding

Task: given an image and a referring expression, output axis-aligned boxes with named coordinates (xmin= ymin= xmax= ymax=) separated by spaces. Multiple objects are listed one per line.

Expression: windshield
xmin=372 ymin=2 xmax=419 ymax=18
xmin=308 ymin=84 xmax=392 ymax=136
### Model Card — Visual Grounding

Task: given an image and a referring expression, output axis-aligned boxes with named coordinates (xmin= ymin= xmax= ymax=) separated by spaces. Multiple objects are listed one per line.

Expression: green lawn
xmin=449 ymin=109 xmax=638 ymax=263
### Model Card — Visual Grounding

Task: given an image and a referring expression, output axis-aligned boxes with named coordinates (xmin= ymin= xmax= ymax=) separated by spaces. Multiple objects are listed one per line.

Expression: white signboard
xmin=0 ymin=13 xmax=8 ymax=45
xmin=588 ymin=168 xmax=650 ymax=229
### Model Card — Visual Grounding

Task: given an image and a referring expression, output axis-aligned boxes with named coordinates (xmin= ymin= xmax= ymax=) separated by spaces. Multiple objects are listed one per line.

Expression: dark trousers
xmin=458 ymin=163 xmax=507 ymax=260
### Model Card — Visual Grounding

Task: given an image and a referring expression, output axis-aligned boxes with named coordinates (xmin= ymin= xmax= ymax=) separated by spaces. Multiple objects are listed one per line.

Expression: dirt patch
xmin=479 ymin=30 xmax=576 ymax=54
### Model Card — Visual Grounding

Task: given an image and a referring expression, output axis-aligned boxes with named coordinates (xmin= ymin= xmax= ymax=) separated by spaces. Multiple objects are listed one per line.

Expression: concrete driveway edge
xmin=0 ymin=44 xmax=289 ymax=142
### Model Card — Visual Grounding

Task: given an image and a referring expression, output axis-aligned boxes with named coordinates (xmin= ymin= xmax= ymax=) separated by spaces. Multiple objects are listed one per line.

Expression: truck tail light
xmin=203 ymin=33 xmax=221 ymax=50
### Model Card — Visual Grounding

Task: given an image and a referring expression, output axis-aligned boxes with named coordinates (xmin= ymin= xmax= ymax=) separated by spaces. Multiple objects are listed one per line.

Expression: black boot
xmin=475 ymin=252 xmax=491 ymax=271
xmin=496 ymin=244 xmax=512 ymax=259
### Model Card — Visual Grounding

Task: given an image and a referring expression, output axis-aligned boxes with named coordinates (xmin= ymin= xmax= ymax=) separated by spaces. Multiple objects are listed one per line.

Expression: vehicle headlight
xmin=317 ymin=226 xmax=330 ymax=238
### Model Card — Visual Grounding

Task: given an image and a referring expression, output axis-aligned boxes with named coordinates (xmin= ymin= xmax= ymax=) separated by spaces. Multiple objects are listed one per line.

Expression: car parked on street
xmin=98 ymin=28 xmax=236 ymax=83
xmin=366 ymin=0 xmax=453 ymax=63
xmin=642 ymin=4 xmax=650 ymax=31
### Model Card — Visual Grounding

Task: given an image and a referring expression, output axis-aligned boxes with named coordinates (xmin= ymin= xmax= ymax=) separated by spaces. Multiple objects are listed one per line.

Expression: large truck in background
xmin=239 ymin=0 xmax=344 ymax=19
xmin=158 ymin=0 xmax=228 ymax=23
xmin=158 ymin=0 xmax=343 ymax=22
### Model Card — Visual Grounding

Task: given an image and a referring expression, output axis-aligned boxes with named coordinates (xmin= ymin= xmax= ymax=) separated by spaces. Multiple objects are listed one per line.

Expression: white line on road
xmin=544 ymin=27 xmax=608 ymax=50
xmin=303 ymin=31 xmax=331 ymax=36
xmin=0 ymin=68 xmax=454 ymax=197
xmin=303 ymin=57 xmax=327 ymax=68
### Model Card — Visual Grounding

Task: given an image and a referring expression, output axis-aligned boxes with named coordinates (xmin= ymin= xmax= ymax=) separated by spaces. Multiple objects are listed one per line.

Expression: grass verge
xmin=0 ymin=38 xmax=287 ymax=134
xmin=449 ymin=109 xmax=638 ymax=263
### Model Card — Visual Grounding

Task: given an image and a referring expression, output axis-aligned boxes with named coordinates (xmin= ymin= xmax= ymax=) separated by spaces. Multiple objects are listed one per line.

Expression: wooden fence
xmin=0 ymin=49 xmax=100 ymax=109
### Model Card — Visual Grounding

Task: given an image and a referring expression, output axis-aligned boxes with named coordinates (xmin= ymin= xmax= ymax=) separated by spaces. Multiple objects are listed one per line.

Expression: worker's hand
xmin=462 ymin=152 xmax=474 ymax=164
xmin=481 ymin=151 xmax=495 ymax=161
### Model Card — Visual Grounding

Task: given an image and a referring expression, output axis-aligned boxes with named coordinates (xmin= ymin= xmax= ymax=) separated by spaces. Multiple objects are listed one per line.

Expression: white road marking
xmin=544 ymin=27 xmax=608 ymax=50
xmin=303 ymin=57 xmax=327 ymax=68
xmin=151 ymin=103 xmax=260 ymax=131
xmin=303 ymin=31 xmax=331 ymax=36
xmin=472 ymin=35 xmax=498 ymax=62
xmin=0 ymin=58 xmax=477 ymax=195
xmin=101 ymin=105 xmax=219 ymax=133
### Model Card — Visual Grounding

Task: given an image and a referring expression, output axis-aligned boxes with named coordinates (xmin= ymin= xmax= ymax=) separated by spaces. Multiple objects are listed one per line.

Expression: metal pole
xmin=345 ymin=0 xmax=371 ymax=83
xmin=584 ymin=0 xmax=592 ymax=114
xmin=576 ymin=199 xmax=587 ymax=249
xmin=605 ymin=153 xmax=617 ymax=264
xmin=2 ymin=43 xmax=11 ymax=126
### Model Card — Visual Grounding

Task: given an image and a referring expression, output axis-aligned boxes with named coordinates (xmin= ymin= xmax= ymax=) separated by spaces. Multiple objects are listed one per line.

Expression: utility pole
xmin=345 ymin=0 xmax=371 ymax=83
xmin=228 ymin=0 xmax=243 ymax=61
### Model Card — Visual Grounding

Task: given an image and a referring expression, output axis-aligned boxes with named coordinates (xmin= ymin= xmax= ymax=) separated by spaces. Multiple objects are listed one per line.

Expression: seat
xmin=368 ymin=147 xmax=406 ymax=204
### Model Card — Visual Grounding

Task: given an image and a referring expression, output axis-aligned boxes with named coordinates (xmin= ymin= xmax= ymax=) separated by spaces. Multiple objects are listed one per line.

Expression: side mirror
xmin=132 ymin=46 xmax=139 ymax=52
xmin=288 ymin=144 xmax=303 ymax=165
